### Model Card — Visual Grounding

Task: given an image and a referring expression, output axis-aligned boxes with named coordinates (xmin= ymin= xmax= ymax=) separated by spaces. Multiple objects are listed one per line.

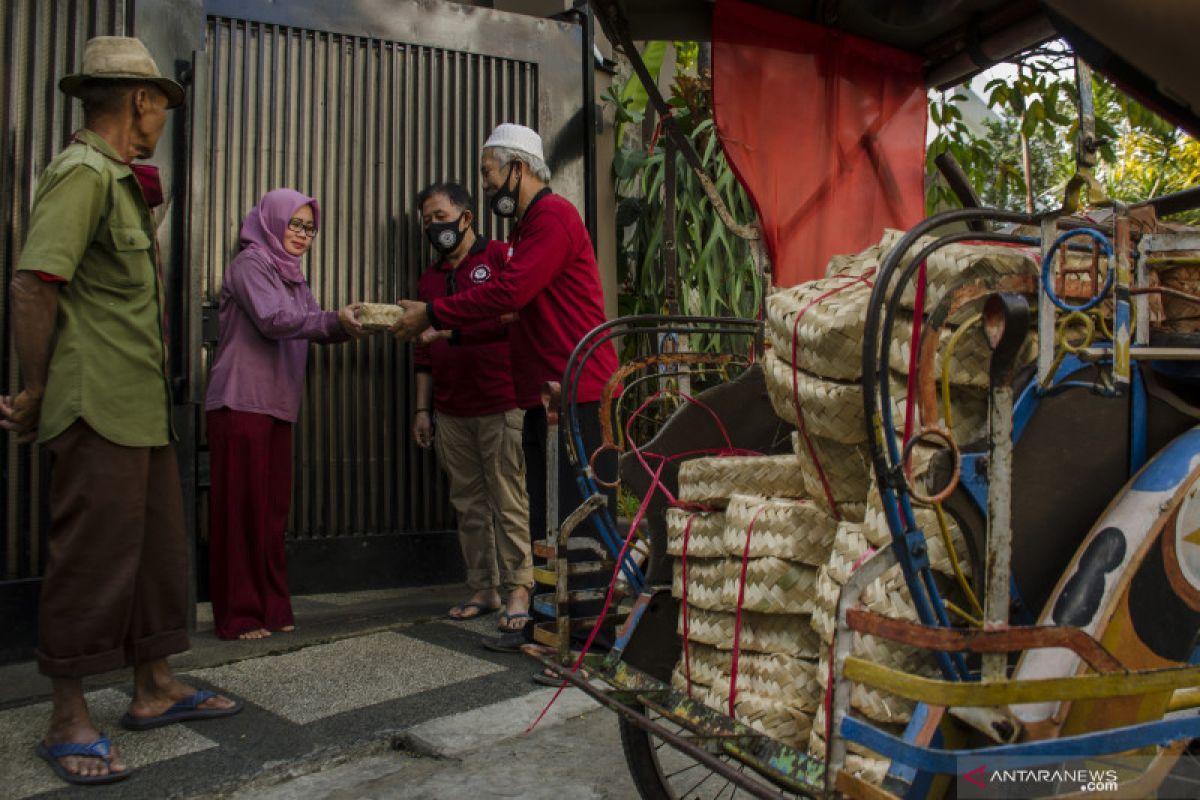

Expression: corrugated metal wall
xmin=201 ymin=16 xmax=539 ymax=540
xmin=0 ymin=0 xmax=131 ymax=581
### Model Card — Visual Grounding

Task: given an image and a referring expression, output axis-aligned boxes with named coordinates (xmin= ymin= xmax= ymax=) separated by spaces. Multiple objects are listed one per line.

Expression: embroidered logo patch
xmin=470 ymin=264 xmax=492 ymax=283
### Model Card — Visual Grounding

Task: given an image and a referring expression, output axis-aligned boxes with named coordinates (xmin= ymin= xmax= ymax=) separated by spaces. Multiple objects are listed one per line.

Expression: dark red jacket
xmin=414 ymin=238 xmax=517 ymax=417
xmin=428 ymin=191 xmax=618 ymax=409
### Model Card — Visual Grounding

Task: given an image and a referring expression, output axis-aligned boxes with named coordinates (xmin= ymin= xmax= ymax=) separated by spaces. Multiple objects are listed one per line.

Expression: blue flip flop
xmin=119 ymin=689 xmax=243 ymax=731
xmin=35 ymin=735 xmax=131 ymax=785
xmin=448 ymin=601 xmax=500 ymax=620
xmin=498 ymin=611 xmax=532 ymax=633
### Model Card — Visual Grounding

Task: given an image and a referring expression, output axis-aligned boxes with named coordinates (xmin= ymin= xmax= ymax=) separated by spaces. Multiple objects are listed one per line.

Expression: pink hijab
xmin=239 ymin=188 xmax=320 ymax=284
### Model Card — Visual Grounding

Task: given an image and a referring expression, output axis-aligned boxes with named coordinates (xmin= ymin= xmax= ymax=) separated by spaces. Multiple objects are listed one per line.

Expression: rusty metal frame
xmin=844 ymin=609 xmax=1125 ymax=674
xmin=532 ymin=650 xmax=825 ymax=798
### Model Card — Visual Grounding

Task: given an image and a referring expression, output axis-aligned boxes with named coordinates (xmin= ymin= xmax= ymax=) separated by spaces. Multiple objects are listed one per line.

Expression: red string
xmin=728 ymin=503 xmax=768 ymax=716
xmin=901 ymin=259 xmax=927 ymax=445
xmin=524 ymin=456 xmax=667 ymax=734
xmin=527 ymin=387 xmax=748 ymax=732
xmin=787 ymin=270 xmax=877 ymax=522
xmin=680 ymin=513 xmax=697 ymax=697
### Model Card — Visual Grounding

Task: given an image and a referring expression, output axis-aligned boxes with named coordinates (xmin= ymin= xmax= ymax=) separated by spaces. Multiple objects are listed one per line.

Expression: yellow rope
xmin=1040 ymin=311 xmax=1095 ymax=388
xmin=940 ymin=313 xmax=982 ymax=428
xmin=934 ymin=501 xmax=984 ymax=623
xmin=931 ymin=314 xmax=986 ymax=624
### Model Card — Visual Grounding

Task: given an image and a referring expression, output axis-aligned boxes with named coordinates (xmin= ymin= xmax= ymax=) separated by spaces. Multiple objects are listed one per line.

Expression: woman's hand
xmin=338 ymin=304 xmax=368 ymax=337
xmin=412 ymin=410 xmax=434 ymax=449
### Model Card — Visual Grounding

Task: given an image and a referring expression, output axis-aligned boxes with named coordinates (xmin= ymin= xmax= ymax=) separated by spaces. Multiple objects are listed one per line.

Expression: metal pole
xmin=578 ymin=1 xmax=598 ymax=251
xmin=981 ymin=293 xmax=1030 ymax=682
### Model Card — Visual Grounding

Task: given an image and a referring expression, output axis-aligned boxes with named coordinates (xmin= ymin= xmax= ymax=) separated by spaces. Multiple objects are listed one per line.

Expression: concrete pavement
xmin=0 ymin=585 xmax=639 ymax=800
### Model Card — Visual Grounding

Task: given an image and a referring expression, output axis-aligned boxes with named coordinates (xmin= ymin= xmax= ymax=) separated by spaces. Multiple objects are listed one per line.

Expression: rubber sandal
xmin=447 ymin=601 xmax=500 ymax=620
xmin=531 ymin=669 xmax=573 ymax=688
xmin=35 ymin=735 xmax=131 ymax=785
xmin=497 ymin=611 xmax=531 ymax=634
xmin=119 ymin=689 xmax=243 ymax=731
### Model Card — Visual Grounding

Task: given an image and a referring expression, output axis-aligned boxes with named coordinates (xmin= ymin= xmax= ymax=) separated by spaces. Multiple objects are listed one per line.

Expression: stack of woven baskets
xmin=665 ymin=230 xmax=1037 ymax=781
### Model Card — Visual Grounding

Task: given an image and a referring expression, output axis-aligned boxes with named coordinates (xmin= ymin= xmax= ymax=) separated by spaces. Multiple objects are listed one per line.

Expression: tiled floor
xmin=1 ymin=689 xmax=217 ymax=799
xmin=0 ymin=581 xmax=560 ymax=799
xmin=185 ymin=632 xmax=504 ymax=725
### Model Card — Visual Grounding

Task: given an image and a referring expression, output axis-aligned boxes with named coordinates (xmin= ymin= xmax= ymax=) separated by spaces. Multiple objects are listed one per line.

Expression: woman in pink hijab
xmin=205 ymin=188 xmax=364 ymax=640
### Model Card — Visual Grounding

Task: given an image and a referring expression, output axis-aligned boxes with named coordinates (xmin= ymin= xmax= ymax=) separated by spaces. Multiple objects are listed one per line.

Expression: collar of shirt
xmin=509 ymin=188 xmax=553 ymax=245
xmin=71 ymin=129 xmax=133 ymax=179
xmin=435 ymin=234 xmax=489 ymax=272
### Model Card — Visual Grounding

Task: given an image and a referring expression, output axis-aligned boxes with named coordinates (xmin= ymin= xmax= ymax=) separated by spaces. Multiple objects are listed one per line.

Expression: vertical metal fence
xmin=201 ymin=16 xmax=539 ymax=540
xmin=0 ymin=0 xmax=130 ymax=581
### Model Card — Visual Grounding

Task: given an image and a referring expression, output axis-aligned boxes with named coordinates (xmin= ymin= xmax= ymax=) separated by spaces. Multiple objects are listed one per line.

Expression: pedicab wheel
xmin=618 ymin=704 xmax=802 ymax=800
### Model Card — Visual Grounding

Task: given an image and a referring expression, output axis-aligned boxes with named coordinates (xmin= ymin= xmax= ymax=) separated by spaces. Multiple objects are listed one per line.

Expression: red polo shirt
xmin=414 ymin=238 xmax=517 ymax=417
xmin=428 ymin=191 xmax=618 ymax=409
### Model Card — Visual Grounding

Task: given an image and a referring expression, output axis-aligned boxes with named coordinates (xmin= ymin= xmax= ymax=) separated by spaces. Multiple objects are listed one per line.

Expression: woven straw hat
xmin=60 ymin=37 xmax=184 ymax=108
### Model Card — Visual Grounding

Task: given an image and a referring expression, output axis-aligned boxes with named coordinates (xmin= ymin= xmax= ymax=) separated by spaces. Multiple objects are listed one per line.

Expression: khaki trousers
xmin=37 ymin=420 xmax=190 ymax=678
xmin=435 ymin=409 xmax=532 ymax=592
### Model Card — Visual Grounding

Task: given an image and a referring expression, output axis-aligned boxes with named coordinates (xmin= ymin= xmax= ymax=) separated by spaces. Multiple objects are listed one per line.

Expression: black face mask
xmin=425 ymin=214 xmax=466 ymax=255
xmin=489 ymin=162 xmax=522 ymax=218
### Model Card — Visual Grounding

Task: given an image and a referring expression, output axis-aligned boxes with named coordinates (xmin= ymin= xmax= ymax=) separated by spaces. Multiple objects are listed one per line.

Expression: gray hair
xmin=486 ymin=145 xmax=551 ymax=182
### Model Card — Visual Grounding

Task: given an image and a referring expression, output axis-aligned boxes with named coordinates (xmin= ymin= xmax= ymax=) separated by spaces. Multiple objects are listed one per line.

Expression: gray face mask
xmin=488 ymin=162 xmax=522 ymax=218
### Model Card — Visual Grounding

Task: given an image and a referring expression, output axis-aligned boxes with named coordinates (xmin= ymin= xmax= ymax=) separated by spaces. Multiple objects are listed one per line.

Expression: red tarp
xmin=712 ymin=0 xmax=928 ymax=287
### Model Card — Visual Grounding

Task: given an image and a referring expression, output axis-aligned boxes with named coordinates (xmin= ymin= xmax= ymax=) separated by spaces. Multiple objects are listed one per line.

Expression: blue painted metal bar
xmin=1131 ymin=364 xmax=1148 ymax=475
xmin=841 ymin=715 xmax=1200 ymax=774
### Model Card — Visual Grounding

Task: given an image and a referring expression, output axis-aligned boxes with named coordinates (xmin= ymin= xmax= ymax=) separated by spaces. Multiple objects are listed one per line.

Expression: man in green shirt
xmin=0 ymin=37 xmax=240 ymax=786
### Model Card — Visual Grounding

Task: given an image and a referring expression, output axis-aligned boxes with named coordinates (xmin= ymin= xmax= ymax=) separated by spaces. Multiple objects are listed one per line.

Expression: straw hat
xmin=60 ymin=36 xmax=185 ymax=109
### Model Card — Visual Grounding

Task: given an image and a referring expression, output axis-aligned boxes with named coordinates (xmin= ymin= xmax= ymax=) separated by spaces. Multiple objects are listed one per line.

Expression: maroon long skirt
xmin=207 ymin=408 xmax=295 ymax=639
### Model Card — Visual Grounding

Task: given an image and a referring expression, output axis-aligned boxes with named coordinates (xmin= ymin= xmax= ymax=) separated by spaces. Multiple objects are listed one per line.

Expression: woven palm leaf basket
xmin=677 ymin=454 xmax=806 ymax=508
xmin=722 ymin=493 xmax=840 ymax=565
xmin=762 ymin=350 xmax=870 ymax=445
xmin=679 ymin=606 xmax=822 ymax=658
xmin=790 ymin=432 xmax=872 ymax=509
xmin=765 ymin=276 xmax=874 ymax=382
xmin=718 ymin=556 xmax=819 ymax=615
xmin=666 ymin=508 xmax=727 ymax=558
xmin=671 ymin=558 xmax=731 ymax=612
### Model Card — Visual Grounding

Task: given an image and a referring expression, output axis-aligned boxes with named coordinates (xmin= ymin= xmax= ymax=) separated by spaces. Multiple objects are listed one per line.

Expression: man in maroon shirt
xmin=393 ymin=124 xmax=619 ymax=654
xmin=411 ymin=182 xmax=532 ymax=632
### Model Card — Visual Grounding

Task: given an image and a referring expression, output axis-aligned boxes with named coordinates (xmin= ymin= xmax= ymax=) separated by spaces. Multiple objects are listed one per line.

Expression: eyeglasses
xmin=287 ymin=218 xmax=318 ymax=238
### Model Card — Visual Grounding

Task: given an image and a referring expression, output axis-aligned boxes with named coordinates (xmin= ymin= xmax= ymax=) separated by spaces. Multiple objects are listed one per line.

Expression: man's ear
xmin=131 ymin=86 xmax=153 ymax=117
xmin=461 ymin=210 xmax=473 ymax=230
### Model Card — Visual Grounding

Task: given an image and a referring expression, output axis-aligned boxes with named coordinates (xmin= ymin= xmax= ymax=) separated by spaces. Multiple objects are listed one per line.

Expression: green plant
xmin=926 ymin=43 xmax=1199 ymax=221
xmin=611 ymin=73 xmax=762 ymax=344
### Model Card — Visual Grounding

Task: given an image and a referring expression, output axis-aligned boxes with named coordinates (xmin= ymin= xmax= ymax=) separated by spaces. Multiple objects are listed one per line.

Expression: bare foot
xmin=448 ymin=589 xmax=501 ymax=619
xmin=44 ymin=680 xmax=128 ymax=780
xmin=277 ymin=625 xmax=295 ymax=632
xmin=127 ymin=658 xmax=238 ymax=722
xmin=236 ymin=628 xmax=270 ymax=640
xmin=504 ymin=586 xmax=531 ymax=619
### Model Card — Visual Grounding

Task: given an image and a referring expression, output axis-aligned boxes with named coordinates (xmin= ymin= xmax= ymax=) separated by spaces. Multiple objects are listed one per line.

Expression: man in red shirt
xmin=411 ymin=182 xmax=532 ymax=632
xmin=393 ymin=124 xmax=619 ymax=653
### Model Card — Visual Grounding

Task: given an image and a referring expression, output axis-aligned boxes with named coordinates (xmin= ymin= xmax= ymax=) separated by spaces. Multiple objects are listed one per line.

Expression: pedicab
xmin=526 ymin=1 xmax=1200 ymax=796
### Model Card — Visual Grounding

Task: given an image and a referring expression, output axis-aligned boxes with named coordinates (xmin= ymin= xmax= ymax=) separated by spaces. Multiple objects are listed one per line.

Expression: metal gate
xmin=0 ymin=0 xmax=587 ymax=659
xmin=191 ymin=0 xmax=587 ymax=590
